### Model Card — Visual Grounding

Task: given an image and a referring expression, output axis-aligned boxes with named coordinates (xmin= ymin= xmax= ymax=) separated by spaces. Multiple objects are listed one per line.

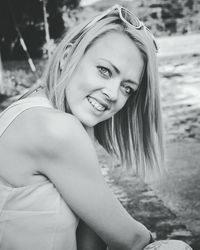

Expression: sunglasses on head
xmin=83 ymin=4 xmax=158 ymax=52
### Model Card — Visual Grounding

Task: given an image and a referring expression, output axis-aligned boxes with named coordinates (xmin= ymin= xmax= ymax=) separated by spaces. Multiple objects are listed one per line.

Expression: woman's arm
xmin=76 ymin=219 xmax=107 ymax=250
xmin=38 ymin=113 xmax=151 ymax=250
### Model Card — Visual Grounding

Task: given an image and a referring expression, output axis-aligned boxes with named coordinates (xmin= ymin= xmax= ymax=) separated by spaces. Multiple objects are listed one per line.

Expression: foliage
xmin=1 ymin=0 xmax=200 ymax=60
xmin=0 ymin=0 xmax=80 ymax=60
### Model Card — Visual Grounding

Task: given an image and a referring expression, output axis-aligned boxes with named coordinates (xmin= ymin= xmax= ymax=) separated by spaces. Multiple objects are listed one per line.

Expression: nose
xmin=102 ymin=81 xmax=119 ymax=102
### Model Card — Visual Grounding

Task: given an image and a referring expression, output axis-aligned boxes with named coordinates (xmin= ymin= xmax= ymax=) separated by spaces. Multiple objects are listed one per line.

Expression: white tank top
xmin=0 ymin=96 xmax=79 ymax=250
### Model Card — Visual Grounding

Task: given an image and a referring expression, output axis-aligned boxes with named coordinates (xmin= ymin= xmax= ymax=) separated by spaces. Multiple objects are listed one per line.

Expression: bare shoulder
xmin=33 ymin=108 xmax=100 ymax=175
xmin=38 ymin=108 xmax=86 ymax=141
xmin=39 ymin=109 xmax=93 ymax=151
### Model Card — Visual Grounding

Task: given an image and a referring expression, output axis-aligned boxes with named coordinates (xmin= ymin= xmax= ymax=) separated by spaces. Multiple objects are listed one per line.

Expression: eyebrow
xmin=99 ymin=58 xmax=139 ymax=86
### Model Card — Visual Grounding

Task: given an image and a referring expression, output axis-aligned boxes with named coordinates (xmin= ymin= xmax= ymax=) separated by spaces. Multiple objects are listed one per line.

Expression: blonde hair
xmin=42 ymin=11 xmax=164 ymax=179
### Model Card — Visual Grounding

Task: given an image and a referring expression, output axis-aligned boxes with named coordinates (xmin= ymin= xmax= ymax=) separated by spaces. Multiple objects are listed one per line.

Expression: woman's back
xmin=0 ymin=96 xmax=79 ymax=250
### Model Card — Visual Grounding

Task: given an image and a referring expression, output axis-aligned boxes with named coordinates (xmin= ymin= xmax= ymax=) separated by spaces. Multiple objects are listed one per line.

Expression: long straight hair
xmin=42 ymin=13 xmax=164 ymax=179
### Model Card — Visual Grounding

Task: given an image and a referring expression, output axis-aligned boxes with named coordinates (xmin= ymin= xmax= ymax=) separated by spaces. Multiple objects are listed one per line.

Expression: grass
xmin=0 ymin=59 xmax=47 ymax=99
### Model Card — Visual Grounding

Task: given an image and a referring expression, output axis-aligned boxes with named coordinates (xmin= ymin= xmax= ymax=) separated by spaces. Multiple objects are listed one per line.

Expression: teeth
xmin=87 ymin=97 xmax=106 ymax=111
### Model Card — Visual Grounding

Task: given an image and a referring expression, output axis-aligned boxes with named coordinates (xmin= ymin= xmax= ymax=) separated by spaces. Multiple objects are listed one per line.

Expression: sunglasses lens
xmin=120 ymin=8 xmax=140 ymax=28
xmin=120 ymin=7 xmax=158 ymax=52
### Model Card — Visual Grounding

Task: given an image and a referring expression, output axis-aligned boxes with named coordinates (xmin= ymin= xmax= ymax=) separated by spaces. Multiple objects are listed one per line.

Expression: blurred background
xmin=0 ymin=0 xmax=200 ymax=249
xmin=0 ymin=0 xmax=200 ymax=100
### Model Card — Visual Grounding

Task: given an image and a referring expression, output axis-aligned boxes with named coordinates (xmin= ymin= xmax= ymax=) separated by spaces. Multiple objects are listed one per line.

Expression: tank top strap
xmin=0 ymin=96 xmax=53 ymax=138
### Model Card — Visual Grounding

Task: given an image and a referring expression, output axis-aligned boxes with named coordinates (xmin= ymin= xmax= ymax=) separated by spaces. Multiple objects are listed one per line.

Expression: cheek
xmin=119 ymin=95 xmax=129 ymax=109
xmin=71 ymin=73 xmax=96 ymax=95
xmin=113 ymin=96 xmax=129 ymax=114
xmin=67 ymin=75 xmax=87 ymax=97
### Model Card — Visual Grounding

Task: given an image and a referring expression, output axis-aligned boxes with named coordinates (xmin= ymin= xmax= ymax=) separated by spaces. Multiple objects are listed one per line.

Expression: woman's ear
xmin=59 ymin=43 xmax=73 ymax=72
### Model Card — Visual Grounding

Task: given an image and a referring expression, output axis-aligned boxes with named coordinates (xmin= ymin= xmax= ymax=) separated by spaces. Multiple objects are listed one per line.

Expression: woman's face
xmin=66 ymin=31 xmax=144 ymax=128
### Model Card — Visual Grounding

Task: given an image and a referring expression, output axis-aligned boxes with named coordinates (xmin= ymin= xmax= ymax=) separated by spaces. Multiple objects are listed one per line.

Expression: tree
xmin=0 ymin=0 xmax=80 ymax=60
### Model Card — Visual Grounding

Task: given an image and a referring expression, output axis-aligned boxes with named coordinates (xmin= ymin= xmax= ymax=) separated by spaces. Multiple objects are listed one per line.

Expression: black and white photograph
xmin=0 ymin=0 xmax=199 ymax=249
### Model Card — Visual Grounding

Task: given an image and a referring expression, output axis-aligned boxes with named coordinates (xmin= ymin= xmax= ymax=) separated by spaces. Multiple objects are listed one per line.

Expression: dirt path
xmin=150 ymin=142 xmax=200 ymax=234
xmin=99 ymin=144 xmax=200 ymax=249
xmin=151 ymin=42 xmax=200 ymax=246
xmin=158 ymin=33 xmax=200 ymax=57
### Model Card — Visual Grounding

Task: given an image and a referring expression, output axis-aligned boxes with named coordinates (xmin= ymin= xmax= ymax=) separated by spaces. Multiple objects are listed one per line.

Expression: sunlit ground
xmin=80 ymin=0 xmax=100 ymax=6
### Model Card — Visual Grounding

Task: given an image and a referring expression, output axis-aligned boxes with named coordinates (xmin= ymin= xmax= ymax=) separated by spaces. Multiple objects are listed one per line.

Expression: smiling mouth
xmin=87 ymin=96 xmax=107 ymax=112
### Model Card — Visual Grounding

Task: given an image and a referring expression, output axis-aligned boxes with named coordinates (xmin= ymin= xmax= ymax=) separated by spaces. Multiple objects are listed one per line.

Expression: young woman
xmin=0 ymin=5 xmax=192 ymax=250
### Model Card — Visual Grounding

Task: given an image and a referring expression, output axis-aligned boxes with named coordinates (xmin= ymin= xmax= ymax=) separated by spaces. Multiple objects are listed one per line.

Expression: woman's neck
xmin=85 ymin=126 xmax=95 ymax=142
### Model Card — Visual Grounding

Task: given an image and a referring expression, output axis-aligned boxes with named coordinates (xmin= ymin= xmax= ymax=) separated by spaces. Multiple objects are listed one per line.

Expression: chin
xmin=72 ymin=110 xmax=108 ymax=128
xmin=75 ymin=115 xmax=99 ymax=128
xmin=81 ymin=119 xmax=99 ymax=128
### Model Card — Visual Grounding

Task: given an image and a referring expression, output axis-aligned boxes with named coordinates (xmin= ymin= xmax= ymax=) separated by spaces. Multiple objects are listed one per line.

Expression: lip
xmin=87 ymin=96 xmax=110 ymax=110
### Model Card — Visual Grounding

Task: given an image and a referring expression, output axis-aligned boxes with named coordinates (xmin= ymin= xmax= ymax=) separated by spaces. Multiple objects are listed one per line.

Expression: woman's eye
xmin=123 ymin=86 xmax=133 ymax=95
xmin=97 ymin=66 xmax=112 ymax=78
